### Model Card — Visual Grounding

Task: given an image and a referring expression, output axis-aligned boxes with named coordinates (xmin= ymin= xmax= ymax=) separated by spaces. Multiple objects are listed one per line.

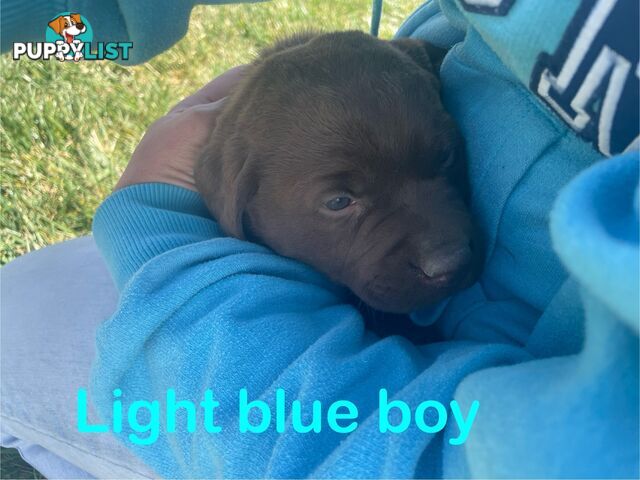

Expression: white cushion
xmin=1 ymin=236 xmax=155 ymax=478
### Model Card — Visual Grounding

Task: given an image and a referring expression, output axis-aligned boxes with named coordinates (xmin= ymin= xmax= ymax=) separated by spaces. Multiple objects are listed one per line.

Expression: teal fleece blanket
xmin=89 ymin=0 xmax=639 ymax=477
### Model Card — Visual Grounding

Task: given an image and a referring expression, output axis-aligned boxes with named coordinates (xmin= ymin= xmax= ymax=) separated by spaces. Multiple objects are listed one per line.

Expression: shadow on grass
xmin=1 ymin=448 xmax=44 ymax=479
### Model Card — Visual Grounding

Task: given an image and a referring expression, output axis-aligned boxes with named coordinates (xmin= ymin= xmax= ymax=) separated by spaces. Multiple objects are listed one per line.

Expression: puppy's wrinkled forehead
xmin=249 ymin=34 xmax=456 ymax=185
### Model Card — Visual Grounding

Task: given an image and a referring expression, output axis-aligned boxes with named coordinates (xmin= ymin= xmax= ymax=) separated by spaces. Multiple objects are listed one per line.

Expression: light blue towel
xmin=91 ymin=0 xmax=639 ymax=477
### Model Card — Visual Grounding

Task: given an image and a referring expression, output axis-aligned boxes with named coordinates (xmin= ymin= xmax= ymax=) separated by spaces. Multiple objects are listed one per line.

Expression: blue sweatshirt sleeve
xmin=91 ymin=183 xmax=526 ymax=478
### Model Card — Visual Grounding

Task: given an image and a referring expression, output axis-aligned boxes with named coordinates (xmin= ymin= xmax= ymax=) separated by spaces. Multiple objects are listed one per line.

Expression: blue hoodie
xmin=91 ymin=0 xmax=639 ymax=477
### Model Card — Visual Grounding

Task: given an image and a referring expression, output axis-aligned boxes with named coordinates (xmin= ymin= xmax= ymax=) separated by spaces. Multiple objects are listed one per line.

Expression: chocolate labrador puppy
xmin=196 ymin=31 xmax=480 ymax=313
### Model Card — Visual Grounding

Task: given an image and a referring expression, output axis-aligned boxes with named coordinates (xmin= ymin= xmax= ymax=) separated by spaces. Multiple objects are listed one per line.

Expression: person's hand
xmin=115 ymin=65 xmax=246 ymax=192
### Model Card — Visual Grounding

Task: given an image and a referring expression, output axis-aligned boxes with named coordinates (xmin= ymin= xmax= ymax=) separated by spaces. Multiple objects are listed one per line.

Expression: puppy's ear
xmin=48 ymin=16 xmax=65 ymax=35
xmin=70 ymin=13 xmax=82 ymax=24
xmin=389 ymin=38 xmax=448 ymax=75
xmin=260 ymin=31 xmax=318 ymax=58
xmin=195 ymin=137 xmax=257 ymax=240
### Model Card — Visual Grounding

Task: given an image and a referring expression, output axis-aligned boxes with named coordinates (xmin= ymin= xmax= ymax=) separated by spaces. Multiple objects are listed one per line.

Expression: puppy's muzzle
xmin=416 ymin=243 xmax=473 ymax=285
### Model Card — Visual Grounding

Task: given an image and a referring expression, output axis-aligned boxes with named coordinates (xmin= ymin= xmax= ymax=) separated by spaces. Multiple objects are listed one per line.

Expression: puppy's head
xmin=197 ymin=31 xmax=480 ymax=313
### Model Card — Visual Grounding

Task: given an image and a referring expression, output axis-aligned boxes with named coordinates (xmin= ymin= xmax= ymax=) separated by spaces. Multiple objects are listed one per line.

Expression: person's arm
xmin=92 ymin=184 xmax=523 ymax=479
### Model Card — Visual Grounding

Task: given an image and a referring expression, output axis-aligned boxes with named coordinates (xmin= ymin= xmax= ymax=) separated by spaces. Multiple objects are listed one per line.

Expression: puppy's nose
xmin=419 ymin=245 xmax=472 ymax=279
xmin=77 ymin=23 xmax=85 ymax=31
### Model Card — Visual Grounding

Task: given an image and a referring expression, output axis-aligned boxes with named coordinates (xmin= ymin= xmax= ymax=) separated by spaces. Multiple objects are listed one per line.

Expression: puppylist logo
xmin=13 ymin=12 xmax=132 ymax=62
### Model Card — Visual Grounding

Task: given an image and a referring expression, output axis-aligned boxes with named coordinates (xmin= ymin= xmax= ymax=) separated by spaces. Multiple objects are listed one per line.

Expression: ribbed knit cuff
xmin=92 ymin=183 xmax=221 ymax=290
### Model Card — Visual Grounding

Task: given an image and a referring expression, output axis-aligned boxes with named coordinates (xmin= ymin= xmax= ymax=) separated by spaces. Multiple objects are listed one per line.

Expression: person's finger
xmin=184 ymin=96 xmax=228 ymax=115
xmin=169 ymin=65 xmax=247 ymax=114
xmin=175 ymin=97 xmax=229 ymax=141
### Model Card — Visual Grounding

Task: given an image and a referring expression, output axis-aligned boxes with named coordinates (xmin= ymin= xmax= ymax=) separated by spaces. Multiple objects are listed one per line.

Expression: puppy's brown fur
xmin=196 ymin=31 xmax=480 ymax=313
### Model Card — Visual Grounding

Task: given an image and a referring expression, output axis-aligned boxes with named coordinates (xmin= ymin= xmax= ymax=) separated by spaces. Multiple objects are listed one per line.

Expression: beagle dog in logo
xmin=48 ymin=13 xmax=86 ymax=61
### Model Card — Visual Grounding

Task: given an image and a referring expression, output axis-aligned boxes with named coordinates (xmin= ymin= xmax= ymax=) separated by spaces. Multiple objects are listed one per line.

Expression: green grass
xmin=0 ymin=0 xmax=417 ymax=265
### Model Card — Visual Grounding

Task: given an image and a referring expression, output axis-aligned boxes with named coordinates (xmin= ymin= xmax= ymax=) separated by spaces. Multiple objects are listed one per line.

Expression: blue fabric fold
xmin=551 ymin=153 xmax=640 ymax=330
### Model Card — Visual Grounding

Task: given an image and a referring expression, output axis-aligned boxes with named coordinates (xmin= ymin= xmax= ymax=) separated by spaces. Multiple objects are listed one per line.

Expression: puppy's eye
xmin=324 ymin=196 xmax=353 ymax=211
